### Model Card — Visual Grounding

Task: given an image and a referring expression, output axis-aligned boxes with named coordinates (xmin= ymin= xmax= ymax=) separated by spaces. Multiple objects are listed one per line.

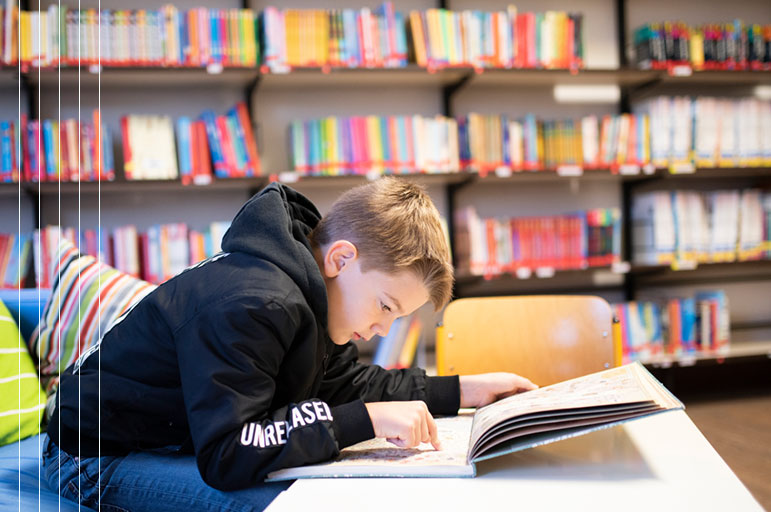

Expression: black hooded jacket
xmin=48 ymin=183 xmax=460 ymax=490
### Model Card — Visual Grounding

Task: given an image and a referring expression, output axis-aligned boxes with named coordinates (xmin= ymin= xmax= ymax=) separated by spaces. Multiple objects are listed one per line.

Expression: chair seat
xmin=0 ymin=434 xmax=78 ymax=511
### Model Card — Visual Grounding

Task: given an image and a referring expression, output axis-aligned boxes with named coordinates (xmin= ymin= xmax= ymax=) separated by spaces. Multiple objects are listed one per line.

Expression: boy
xmin=43 ymin=179 xmax=536 ymax=511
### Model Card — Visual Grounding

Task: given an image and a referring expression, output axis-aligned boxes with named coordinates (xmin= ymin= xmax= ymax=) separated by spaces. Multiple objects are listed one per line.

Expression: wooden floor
xmin=684 ymin=393 xmax=771 ymax=510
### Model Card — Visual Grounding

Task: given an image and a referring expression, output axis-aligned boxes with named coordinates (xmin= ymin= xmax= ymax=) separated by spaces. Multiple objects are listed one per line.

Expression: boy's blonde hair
xmin=310 ymin=178 xmax=454 ymax=311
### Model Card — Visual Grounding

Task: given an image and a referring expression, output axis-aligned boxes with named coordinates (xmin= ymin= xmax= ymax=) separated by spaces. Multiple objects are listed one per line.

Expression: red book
xmin=215 ymin=115 xmax=237 ymax=177
xmin=235 ymin=102 xmax=261 ymax=176
xmin=92 ymin=110 xmax=102 ymax=179
xmin=195 ymin=121 xmax=213 ymax=180
xmin=566 ymin=17 xmax=575 ymax=69
xmin=219 ymin=10 xmax=228 ymax=66
xmin=59 ymin=122 xmax=69 ymax=181
xmin=485 ymin=218 xmax=497 ymax=276
xmin=120 ymin=116 xmax=134 ymax=180
xmin=0 ymin=234 xmax=10 ymax=282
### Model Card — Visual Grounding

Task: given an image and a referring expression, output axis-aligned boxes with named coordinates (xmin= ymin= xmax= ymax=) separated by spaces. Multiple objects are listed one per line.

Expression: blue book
xmin=0 ymin=122 xmax=12 ymax=181
xmin=308 ymin=120 xmax=320 ymax=176
xmin=102 ymin=125 xmax=114 ymax=180
xmin=225 ymin=110 xmax=249 ymax=175
xmin=43 ymin=119 xmax=55 ymax=181
xmin=199 ymin=110 xmax=227 ymax=178
xmin=501 ymin=115 xmax=510 ymax=167
xmin=343 ymin=9 xmax=358 ymax=67
xmin=395 ymin=11 xmax=407 ymax=65
xmin=176 ymin=117 xmax=192 ymax=181
xmin=379 ymin=117 xmax=391 ymax=172
xmin=210 ymin=9 xmax=219 ymax=64
xmin=679 ymin=298 xmax=697 ymax=352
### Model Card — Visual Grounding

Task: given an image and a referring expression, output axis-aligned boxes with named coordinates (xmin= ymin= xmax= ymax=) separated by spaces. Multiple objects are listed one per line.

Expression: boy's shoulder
xmin=157 ymin=250 xmax=318 ymax=329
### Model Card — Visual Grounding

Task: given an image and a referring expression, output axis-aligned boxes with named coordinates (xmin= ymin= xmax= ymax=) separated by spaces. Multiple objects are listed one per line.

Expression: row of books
xmin=458 ymin=113 xmax=650 ymax=174
xmin=1 ymin=112 xmax=115 ymax=183
xmin=262 ymin=4 xmax=406 ymax=72
xmin=632 ymin=189 xmax=771 ymax=267
xmin=2 ymin=2 xmax=585 ymax=72
xmin=410 ymin=8 xmax=583 ymax=71
xmin=1 ymin=101 xmax=259 ymax=183
xmin=613 ymin=290 xmax=730 ymax=363
xmin=1 ymin=4 xmax=258 ymax=68
xmin=289 ymin=115 xmax=459 ymax=176
xmin=27 ymin=222 xmax=230 ymax=288
xmin=634 ymin=21 xmax=771 ymax=71
xmin=636 ymin=96 xmax=771 ymax=170
xmin=454 ymin=206 xmax=621 ymax=279
xmin=371 ymin=313 xmax=423 ymax=370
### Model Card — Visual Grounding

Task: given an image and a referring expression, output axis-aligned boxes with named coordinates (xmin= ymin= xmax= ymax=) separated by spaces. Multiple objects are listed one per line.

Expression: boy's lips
xmin=352 ymin=332 xmax=362 ymax=341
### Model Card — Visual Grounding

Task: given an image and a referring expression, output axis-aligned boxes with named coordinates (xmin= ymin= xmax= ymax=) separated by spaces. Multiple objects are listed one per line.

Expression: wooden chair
xmin=436 ymin=295 xmax=619 ymax=387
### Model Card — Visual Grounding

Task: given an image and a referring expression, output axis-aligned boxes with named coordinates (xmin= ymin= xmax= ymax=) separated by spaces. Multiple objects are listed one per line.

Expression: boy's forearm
xmin=424 ymin=375 xmax=461 ymax=415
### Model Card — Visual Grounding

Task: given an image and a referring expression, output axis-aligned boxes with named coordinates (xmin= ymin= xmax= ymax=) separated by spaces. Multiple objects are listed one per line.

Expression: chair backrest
xmin=436 ymin=295 xmax=617 ymax=387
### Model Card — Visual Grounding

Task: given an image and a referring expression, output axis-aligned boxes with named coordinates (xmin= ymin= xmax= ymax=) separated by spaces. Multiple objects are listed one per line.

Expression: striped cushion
xmin=0 ymin=299 xmax=47 ymax=446
xmin=29 ymin=240 xmax=156 ymax=406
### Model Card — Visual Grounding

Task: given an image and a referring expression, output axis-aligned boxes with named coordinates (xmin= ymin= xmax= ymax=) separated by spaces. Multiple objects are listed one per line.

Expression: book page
xmin=266 ymin=412 xmax=475 ymax=481
xmin=469 ymin=363 xmax=669 ymax=451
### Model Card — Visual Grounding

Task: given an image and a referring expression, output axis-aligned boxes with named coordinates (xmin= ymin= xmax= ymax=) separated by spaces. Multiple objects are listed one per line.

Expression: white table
xmin=265 ymin=410 xmax=763 ymax=512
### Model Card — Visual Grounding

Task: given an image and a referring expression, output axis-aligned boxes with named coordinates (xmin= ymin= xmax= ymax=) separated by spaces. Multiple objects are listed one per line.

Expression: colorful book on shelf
xmin=265 ymin=362 xmax=682 ymax=481
xmin=261 ymin=2 xmax=405 ymax=73
xmin=121 ymin=114 xmax=178 ymax=181
xmin=634 ymin=20 xmax=771 ymax=71
xmin=409 ymin=7 xmax=583 ymax=71
xmin=289 ymin=114 xmax=457 ymax=176
xmin=613 ymin=290 xmax=731 ymax=363
xmin=10 ymin=4 xmax=257 ymax=69
xmin=454 ymin=205 xmax=620 ymax=278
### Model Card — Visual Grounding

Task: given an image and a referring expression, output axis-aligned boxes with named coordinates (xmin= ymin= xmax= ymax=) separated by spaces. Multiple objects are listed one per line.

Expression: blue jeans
xmin=41 ymin=435 xmax=293 ymax=511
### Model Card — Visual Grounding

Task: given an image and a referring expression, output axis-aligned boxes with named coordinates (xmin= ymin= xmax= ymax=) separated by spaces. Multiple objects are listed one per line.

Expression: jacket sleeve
xmin=174 ymin=296 xmax=374 ymax=491
xmin=318 ymin=341 xmax=460 ymax=416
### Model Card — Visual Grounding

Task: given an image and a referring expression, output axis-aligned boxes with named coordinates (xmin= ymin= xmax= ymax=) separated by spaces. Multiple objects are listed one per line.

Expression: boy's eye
xmin=381 ymin=302 xmax=392 ymax=313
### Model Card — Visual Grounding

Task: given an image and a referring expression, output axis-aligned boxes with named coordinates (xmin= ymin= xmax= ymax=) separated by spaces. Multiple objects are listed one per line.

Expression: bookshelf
xmin=1 ymin=0 xmax=770 ymax=372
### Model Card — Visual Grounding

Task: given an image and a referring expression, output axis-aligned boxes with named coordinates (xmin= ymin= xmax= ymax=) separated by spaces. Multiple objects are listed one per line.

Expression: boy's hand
xmin=365 ymin=401 xmax=442 ymax=450
xmin=459 ymin=373 xmax=538 ymax=408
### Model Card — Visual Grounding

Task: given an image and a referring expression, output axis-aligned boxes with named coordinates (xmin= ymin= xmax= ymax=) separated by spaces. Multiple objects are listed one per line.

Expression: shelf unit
xmin=2 ymin=0 xmax=771 ymax=371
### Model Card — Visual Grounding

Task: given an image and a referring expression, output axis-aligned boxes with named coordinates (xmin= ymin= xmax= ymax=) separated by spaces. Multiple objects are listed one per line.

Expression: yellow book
xmin=286 ymin=10 xmax=299 ymax=67
xmin=409 ymin=11 xmax=427 ymax=67
xmin=366 ymin=115 xmax=383 ymax=174
xmin=690 ymin=29 xmax=704 ymax=70
xmin=20 ymin=11 xmax=31 ymax=63
xmin=242 ymin=10 xmax=255 ymax=66
xmin=320 ymin=10 xmax=329 ymax=66
xmin=426 ymin=9 xmax=442 ymax=66
xmin=446 ymin=10 xmax=457 ymax=65
xmin=326 ymin=117 xmax=338 ymax=175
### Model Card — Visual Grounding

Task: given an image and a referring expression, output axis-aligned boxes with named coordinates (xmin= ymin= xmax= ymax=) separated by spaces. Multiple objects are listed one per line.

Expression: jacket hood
xmin=221 ymin=183 xmax=327 ymax=326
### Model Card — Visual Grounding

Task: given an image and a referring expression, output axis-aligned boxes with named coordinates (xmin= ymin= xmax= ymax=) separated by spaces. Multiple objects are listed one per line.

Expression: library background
xmin=0 ymin=0 xmax=769 ymax=506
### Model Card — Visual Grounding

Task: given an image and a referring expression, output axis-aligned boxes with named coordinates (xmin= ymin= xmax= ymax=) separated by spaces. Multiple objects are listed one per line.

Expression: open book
xmin=265 ymin=362 xmax=683 ymax=481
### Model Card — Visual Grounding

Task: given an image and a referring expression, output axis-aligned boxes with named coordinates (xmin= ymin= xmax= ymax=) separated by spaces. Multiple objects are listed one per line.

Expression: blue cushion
xmin=0 ymin=289 xmax=51 ymax=342
xmin=0 ymin=434 xmax=77 ymax=511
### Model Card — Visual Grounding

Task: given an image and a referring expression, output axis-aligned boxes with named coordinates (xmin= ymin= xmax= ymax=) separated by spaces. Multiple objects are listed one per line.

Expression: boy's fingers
xmin=420 ymin=416 xmax=431 ymax=445
xmin=427 ymin=413 xmax=442 ymax=450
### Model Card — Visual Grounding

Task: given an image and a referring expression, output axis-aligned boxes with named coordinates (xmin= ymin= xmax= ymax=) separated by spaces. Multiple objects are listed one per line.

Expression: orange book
xmin=188 ymin=9 xmax=199 ymax=66
xmin=409 ymin=11 xmax=427 ymax=67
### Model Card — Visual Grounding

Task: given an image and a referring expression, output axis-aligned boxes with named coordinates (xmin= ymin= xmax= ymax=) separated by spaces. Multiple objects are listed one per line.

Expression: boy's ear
xmin=323 ymin=240 xmax=358 ymax=278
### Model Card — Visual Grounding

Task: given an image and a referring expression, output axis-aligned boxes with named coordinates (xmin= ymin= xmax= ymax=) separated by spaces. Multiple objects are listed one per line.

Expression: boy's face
xmin=319 ymin=241 xmax=429 ymax=345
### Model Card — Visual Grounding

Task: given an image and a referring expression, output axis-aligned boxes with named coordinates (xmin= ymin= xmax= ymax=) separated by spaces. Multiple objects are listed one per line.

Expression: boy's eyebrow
xmin=384 ymin=292 xmax=403 ymax=314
